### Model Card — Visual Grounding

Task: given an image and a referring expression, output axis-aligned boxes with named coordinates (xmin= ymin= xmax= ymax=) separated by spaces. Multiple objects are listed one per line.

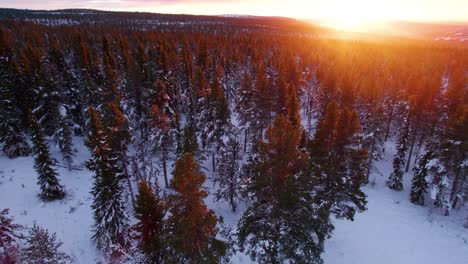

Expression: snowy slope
xmin=1 ymin=139 xmax=467 ymax=263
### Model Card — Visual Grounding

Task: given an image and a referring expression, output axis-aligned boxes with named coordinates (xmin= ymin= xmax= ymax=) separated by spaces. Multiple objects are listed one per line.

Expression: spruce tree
xmin=55 ymin=114 xmax=75 ymax=171
xmin=309 ymin=101 xmax=367 ymax=221
xmin=181 ymin=123 xmax=198 ymax=156
xmin=21 ymin=225 xmax=71 ymax=264
xmin=85 ymin=108 xmax=130 ymax=256
xmin=410 ymin=150 xmax=431 ymax=205
xmin=134 ymin=180 xmax=167 ymax=263
xmin=214 ymin=137 xmax=242 ymax=212
xmin=0 ymin=209 xmax=22 ymax=264
xmin=387 ymin=112 xmax=410 ymax=190
xmin=0 ymin=83 xmax=30 ymax=158
xmin=167 ymin=153 xmax=228 ymax=263
xmin=30 ymin=113 xmax=65 ymax=201
xmin=238 ymin=115 xmax=330 ymax=263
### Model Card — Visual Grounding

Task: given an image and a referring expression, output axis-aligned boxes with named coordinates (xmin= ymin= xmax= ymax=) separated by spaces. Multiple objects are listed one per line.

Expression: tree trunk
xmin=212 ymin=152 xmax=216 ymax=172
xmin=405 ymin=130 xmax=417 ymax=172
xmin=366 ymin=141 xmax=375 ymax=183
xmin=450 ymin=151 xmax=465 ymax=209
xmin=122 ymin=152 xmax=136 ymax=210
xmin=162 ymin=144 xmax=169 ymax=188
xmin=244 ymin=128 xmax=248 ymax=153
xmin=384 ymin=103 xmax=394 ymax=143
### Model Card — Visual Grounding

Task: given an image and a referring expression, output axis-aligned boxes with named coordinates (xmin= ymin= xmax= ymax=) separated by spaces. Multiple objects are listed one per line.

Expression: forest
xmin=0 ymin=9 xmax=467 ymax=264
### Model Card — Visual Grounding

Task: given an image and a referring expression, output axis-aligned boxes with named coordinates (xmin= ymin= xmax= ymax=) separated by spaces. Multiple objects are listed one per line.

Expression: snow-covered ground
xmin=0 ymin=138 xmax=467 ymax=263
xmin=323 ymin=155 xmax=468 ymax=264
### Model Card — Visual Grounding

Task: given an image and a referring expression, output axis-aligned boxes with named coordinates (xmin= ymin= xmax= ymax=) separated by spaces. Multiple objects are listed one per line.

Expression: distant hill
xmin=0 ymin=8 xmax=320 ymax=35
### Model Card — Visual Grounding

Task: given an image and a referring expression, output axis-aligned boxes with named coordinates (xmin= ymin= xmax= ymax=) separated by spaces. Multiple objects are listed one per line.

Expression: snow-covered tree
xmin=133 ymin=180 xmax=167 ymax=263
xmin=214 ymin=137 xmax=243 ymax=212
xmin=238 ymin=115 xmax=330 ymax=263
xmin=0 ymin=78 xmax=30 ymax=158
xmin=309 ymin=101 xmax=368 ymax=221
xmin=85 ymin=107 xmax=130 ymax=256
xmin=167 ymin=153 xmax=228 ymax=263
xmin=410 ymin=150 xmax=432 ymax=205
xmin=54 ymin=113 xmax=75 ymax=171
xmin=387 ymin=111 xmax=411 ymax=191
xmin=0 ymin=209 xmax=22 ymax=264
xmin=30 ymin=113 xmax=65 ymax=201
xmin=21 ymin=224 xmax=71 ymax=264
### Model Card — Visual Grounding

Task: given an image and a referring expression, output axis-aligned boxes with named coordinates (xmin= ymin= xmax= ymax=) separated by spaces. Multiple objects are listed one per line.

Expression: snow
xmin=0 ymin=137 xmax=99 ymax=263
xmin=323 ymin=146 xmax=468 ymax=264
xmin=1 ymin=138 xmax=467 ymax=263
xmin=323 ymin=183 xmax=468 ymax=264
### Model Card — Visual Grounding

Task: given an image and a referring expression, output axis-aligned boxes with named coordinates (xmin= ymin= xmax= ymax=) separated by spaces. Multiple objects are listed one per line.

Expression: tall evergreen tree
xmin=0 ymin=63 xmax=30 ymax=158
xmin=134 ymin=180 xmax=167 ymax=263
xmin=54 ymin=113 xmax=75 ymax=171
xmin=238 ymin=115 xmax=330 ymax=263
xmin=387 ymin=111 xmax=411 ymax=190
xmin=181 ymin=123 xmax=199 ymax=157
xmin=167 ymin=153 xmax=228 ymax=263
xmin=85 ymin=108 xmax=130 ymax=256
xmin=30 ymin=113 xmax=65 ymax=201
xmin=309 ymin=101 xmax=367 ymax=221
xmin=410 ymin=150 xmax=431 ymax=205
xmin=214 ymin=137 xmax=243 ymax=212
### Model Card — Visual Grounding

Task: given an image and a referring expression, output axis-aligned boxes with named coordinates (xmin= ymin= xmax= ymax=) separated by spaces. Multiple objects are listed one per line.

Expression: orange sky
xmin=1 ymin=0 xmax=467 ymax=23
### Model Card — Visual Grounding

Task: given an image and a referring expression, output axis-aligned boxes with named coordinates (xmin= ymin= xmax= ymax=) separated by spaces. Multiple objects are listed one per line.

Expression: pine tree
xmin=85 ymin=107 xmax=130 ymax=256
xmin=286 ymin=84 xmax=301 ymax=128
xmin=167 ymin=153 xmax=228 ymax=263
xmin=387 ymin=111 xmax=410 ymax=191
xmin=181 ymin=123 xmax=198 ymax=156
xmin=55 ymin=114 xmax=75 ymax=171
xmin=0 ymin=113 xmax=30 ymax=159
xmin=30 ymin=113 xmax=65 ymax=201
xmin=410 ymin=150 xmax=431 ymax=205
xmin=443 ymin=105 xmax=467 ymax=211
xmin=149 ymin=81 xmax=176 ymax=189
xmin=309 ymin=101 xmax=367 ymax=221
xmin=214 ymin=137 xmax=242 ymax=212
xmin=134 ymin=180 xmax=167 ymax=263
xmin=0 ymin=209 xmax=22 ymax=264
xmin=21 ymin=224 xmax=71 ymax=264
xmin=0 ymin=76 xmax=30 ymax=158
xmin=238 ymin=115 xmax=329 ymax=263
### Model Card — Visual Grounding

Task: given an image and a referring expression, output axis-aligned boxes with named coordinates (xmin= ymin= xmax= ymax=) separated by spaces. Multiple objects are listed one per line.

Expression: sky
xmin=1 ymin=0 xmax=467 ymax=23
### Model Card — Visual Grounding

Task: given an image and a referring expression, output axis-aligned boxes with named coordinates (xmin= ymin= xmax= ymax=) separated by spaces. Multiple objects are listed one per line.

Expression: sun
xmin=315 ymin=0 xmax=387 ymax=32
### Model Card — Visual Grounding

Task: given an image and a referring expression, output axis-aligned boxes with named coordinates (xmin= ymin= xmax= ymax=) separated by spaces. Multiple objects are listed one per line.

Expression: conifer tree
xmin=309 ymin=101 xmax=367 ymax=221
xmin=134 ymin=180 xmax=167 ymax=263
xmin=0 ymin=112 xmax=30 ymax=159
xmin=21 ymin=225 xmax=71 ymax=264
xmin=443 ymin=105 xmax=467 ymax=211
xmin=181 ymin=123 xmax=198 ymax=156
xmin=238 ymin=115 xmax=329 ymax=263
xmin=149 ymin=80 xmax=176 ymax=189
xmin=30 ymin=113 xmax=65 ymax=201
xmin=0 ymin=209 xmax=22 ymax=264
xmin=55 ymin=114 xmax=75 ymax=171
xmin=286 ymin=84 xmax=301 ymax=128
xmin=410 ymin=150 xmax=431 ymax=205
xmin=167 ymin=153 xmax=227 ymax=263
xmin=387 ymin=111 xmax=411 ymax=190
xmin=85 ymin=107 xmax=130 ymax=256
xmin=214 ymin=137 xmax=242 ymax=212
xmin=0 ymin=75 xmax=30 ymax=158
